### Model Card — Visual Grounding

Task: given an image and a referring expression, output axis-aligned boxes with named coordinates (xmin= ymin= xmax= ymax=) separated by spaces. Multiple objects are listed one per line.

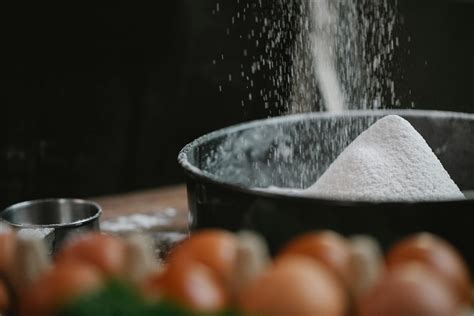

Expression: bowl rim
xmin=1 ymin=198 xmax=102 ymax=228
xmin=178 ymin=109 xmax=474 ymax=206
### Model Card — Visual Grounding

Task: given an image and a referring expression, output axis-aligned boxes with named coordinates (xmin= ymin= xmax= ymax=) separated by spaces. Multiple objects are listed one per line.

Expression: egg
xmin=277 ymin=230 xmax=354 ymax=287
xmin=357 ymin=263 xmax=463 ymax=316
xmin=0 ymin=228 xmax=15 ymax=274
xmin=55 ymin=232 xmax=127 ymax=277
xmin=0 ymin=281 xmax=10 ymax=312
xmin=386 ymin=232 xmax=471 ymax=305
xmin=123 ymin=233 xmax=157 ymax=285
xmin=166 ymin=229 xmax=238 ymax=284
xmin=238 ymin=255 xmax=348 ymax=316
xmin=349 ymin=235 xmax=384 ymax=297
xmin=19 ymin=261 xmax=103 ymax=316
xmin=144 ymin=259 xmax=229 ymax=312
xmin=230 ymin=231 xmax=271 ymax=295
xmin=10 ymin=233 xmax=51 ymax=292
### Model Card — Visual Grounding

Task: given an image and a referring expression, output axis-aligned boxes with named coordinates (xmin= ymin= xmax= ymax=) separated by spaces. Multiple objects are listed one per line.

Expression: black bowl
xmin=178 ymin=110 xmax=474 ymax=268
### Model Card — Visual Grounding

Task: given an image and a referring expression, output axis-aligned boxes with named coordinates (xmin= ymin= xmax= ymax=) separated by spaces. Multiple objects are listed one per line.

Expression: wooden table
xmin=92 ymin=184 xmax=189 ymax=231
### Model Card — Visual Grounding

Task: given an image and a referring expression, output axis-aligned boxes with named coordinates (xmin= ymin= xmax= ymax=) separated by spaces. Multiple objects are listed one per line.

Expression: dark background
xmin=2 ymin=0 xmax=473 ymax=208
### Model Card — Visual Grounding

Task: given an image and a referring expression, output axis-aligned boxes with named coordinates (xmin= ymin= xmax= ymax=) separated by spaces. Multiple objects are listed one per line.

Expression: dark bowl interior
xmin=179 ymin=110 xmax=474 ymax=269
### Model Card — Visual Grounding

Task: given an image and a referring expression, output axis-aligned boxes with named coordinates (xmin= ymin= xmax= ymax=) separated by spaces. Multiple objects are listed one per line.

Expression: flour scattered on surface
xmin=304 ymin=115 xmax=465 ymax=201
xmin=101 ymin=209 xmax=189 ymax=260
xmin=101 ymin=212 xmax=173 ymax=233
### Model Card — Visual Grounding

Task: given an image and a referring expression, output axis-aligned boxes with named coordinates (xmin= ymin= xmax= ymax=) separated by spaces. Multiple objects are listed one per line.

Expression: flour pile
xmin=304 ymin=115 xmax=465 ymax=201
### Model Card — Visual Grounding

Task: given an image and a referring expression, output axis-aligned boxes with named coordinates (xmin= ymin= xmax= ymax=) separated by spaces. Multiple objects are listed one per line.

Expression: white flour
xmin=304 ymin=115 xmax=464 ymax=201
xmin=100 ymin=213 xmax=172 ymax=233
xmin=215 ymin=1 xmax=400 ymax=115
xmin=290 ymin=0 xmax=400 ymax=113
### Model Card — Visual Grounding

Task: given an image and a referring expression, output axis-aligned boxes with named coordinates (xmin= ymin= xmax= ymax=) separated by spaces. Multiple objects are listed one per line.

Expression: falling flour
xmin=215 ymin=0 xmax=400 ymax=114
xmin=304 ymin=115 xmax=465 ymax=201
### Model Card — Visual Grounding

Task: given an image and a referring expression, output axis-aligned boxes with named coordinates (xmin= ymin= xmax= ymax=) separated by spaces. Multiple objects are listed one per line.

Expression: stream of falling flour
xmin=291 ymin=0 xmax=400 ymax=113
xmin=310 ymin=0 xmax=345 ymax=112
xmin=213 ymin=0 xmax=400 ymax=114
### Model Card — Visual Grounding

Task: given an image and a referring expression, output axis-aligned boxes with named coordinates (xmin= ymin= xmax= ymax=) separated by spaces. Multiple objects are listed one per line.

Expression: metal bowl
xmin=1 ymin=198 xmax=101 ymax=252
xmin=178 ymin=110 xmax=474 ymax=269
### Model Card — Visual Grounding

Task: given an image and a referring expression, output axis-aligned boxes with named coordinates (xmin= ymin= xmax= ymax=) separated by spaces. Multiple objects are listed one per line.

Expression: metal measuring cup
xmin=0 ymin=199 xmax=101 ymax=253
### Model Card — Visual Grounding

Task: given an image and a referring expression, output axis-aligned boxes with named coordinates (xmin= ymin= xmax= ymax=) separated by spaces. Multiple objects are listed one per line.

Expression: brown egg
xmin=167 ymin=230 xmax=238 ymax=283
xmin=277 ymin=230 xmax=354 ymax=287
xmin=0 ymin=281 xmax=10 ymax=312
xmin=145 ymin=259 xmax=229 ymax=312
xmin=55 ymin=232 xmax=127 ymax=277
xmin=0 ymin=228 xmax=15 ymax=273
xmin=239 ymin=255 xmax=348 ymax=316
xmin=358 ymin=263 xmax=463 ymax=316
xmin=19 ymin=261 xmax=103 ymax=316
xmin=386 ymin=232 xmax=471 ymax=304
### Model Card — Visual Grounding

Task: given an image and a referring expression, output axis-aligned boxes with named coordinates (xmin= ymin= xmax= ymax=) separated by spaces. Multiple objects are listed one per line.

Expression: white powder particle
xmin=304 ymin=115 xmax=465 ymax=202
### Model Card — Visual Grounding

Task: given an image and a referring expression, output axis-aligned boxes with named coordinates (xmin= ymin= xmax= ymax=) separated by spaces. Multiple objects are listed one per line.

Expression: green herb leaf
xmin=57 ymin=282 xmax=241 ymax=316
